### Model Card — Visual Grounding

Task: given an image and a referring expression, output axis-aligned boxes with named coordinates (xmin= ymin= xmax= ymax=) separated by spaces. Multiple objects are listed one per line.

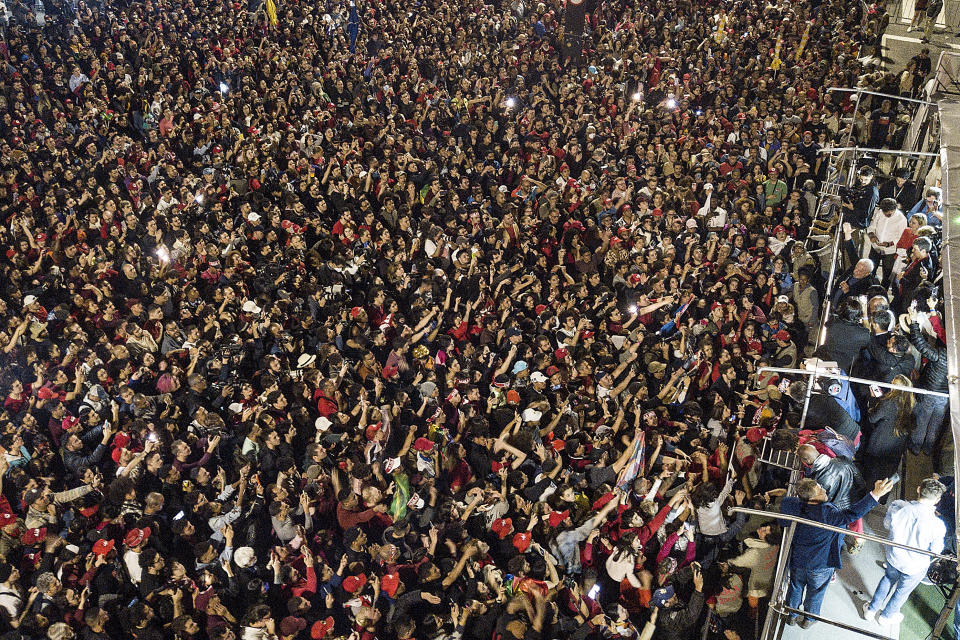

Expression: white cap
xmin=233 ymin=547 xmax=256 ymax=568
xmin=241 ymin=300 xmax=262 ymax=314
xmin=776 ymin=295 xmax=790 ymax=304
xmin=228 ymin=402 xmax=244 ymax=414
xmin=530 ymin=372 xmax=548 ymax=383
xmin=522 ymin=408 xmax=543 ymax=423
xmin=246 ymin=211 xmax=261 ymax=224
xmin=22 ymin=295 xmax=37 ymax=308
xmin=315 ymin=416 xmax=332 ymax=433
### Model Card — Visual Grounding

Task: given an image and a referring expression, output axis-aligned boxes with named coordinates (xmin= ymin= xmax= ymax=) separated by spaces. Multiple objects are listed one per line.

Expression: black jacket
xmin=817 ymin=320 xmax=871 ymax=371
xmin=806 ymin=394 xmax=861 ymax=443
xmin=812 ymin=456 xmax=865 ymax=511
xmin=909 ymin=322 xmax=948 ymax=392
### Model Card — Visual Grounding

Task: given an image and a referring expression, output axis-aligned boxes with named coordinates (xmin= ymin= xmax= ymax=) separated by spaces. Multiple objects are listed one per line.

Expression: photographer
xmin=841 ymin=166 xmax=880 ymax=269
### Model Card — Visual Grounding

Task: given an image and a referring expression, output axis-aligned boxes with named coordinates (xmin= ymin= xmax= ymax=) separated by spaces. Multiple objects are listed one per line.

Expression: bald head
xmin=798 ymin=444 xmax=819 ymax=466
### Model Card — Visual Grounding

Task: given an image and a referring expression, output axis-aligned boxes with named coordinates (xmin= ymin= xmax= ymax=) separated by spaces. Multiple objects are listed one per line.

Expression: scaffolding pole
xmin=758 ymin=365 xmax=951 ymax=398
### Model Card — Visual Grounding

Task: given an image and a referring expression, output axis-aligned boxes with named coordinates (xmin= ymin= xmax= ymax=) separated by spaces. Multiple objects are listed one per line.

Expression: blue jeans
xmin=786 ymin=565 xmax=834 ymax=618
xmin=912 ymin=394 xmax=948 ymax=455
xmin=868 ymin=562 xmax=925 ymax=618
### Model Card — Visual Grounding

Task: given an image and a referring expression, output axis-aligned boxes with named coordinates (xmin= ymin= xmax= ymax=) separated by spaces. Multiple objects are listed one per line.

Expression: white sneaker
xmin=861 ymin=602 xmax=876 ymax=622
xmin=876 ymin=612 xmax=904 ymax=626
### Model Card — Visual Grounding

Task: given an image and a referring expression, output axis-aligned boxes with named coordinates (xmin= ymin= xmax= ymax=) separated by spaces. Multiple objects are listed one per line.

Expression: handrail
xmin=816 ymin=146 xmax=941 ymax=157
xmin=758 ymin=366 xmax=952 ymax=398
xmin=771 ymin=603 xmax=894 ymax=639
xmin=827 ymin=86 xmax=939 ymax=107
xmin=731 ymin=506 xmax=959 ymax=563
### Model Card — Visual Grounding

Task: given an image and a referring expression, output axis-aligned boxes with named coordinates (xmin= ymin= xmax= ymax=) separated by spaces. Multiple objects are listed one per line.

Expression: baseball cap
xmin=774 ymin=330 xmax=791 ymax=341
xmin=491 ymin=517 xmax=513 ymax=539
xmin=342 ymin=573 xmax=367 ymax=594
xmin=513 ymin=532 xmax=532 ymax=553
xmin=776 ymin=295 xmax=790 ymax=304
xmin=22 ymin=295 xmax=37 ymax=308
xmin=124 ymin=527 xmax=151 ymax=547
xmin=92 ymin=538 xmax=115 ymax=556
xmin=650 ymin=585 xmax=676 ymax=608
xmin=22 ymin=527 xmax=46 ymax=545
xmin=280 ymin=617 xmax=307 ymax=636
xmin=0 ymin=512 xmax=15 ymax=527
xmin=530 ymin=371 xmax=548 ymax=383
xmin=234 ymin=547 xmax=256 ymax=568
xmin=241 ymin=300 xmax=262 ymax=314
xmin=311 ymin=616 xmax=335 ymax=639
xmin=413 ymin=437 xmax=434 ymax=452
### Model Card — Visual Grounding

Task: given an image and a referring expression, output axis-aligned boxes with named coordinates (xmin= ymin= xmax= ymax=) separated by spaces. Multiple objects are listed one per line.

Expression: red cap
xmin=554 ymin=348 xmax=568 ymax=361
xmin=365 ymin=423 xmax=381 ymax=441
xmin=342 ymin=573 xmax=367 ymax=594
xmin=413 ymin=437 xmax=434 ymax=452
xmin=772 ymin=225 xmax=787 ymax=235
xmin=92 ymin=538 xmax=115 ymax=556
xmin=546 ymin=366 xmax=560 ymax=377
xmin=548 ymin=510 xmax=570 ymax=528
xmin=381 ymin=572 xmax=400 ymax=598
xmin=350 ymin=306 xmax=363 ymax=318
xmin=61 ymin=416 xmax=79 ymax=430
xmin=111 ymin=447 xmax=125 ymax=464
xmin=513 ymin=532 xmax=532 ymax=553
xmin=745 ymin=427 xmax=768 ymax=444
xmin=311 ymin=617 xmax=335 ymax=639
xmin=124 ymin=527 xmax=151 ymax=547
xmin=774 ymin=330 xmax=791 ymax=341
xmin=22 ymin=527 xmax=46 ymax=545
xmin=491 ymin=517 xmax=513 ymax=539
xmin=0 ymin=512 xmax=16 ymax=527
xmin=506 ymin=390 xmax=521 ymax=404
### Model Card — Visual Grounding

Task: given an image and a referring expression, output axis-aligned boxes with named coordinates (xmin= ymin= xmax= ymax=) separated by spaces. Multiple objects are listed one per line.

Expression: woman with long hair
xmin=859 ymin=375 xmax=916 ymax=495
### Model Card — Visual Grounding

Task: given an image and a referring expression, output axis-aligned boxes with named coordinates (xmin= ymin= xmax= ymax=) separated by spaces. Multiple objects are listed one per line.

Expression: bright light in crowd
xmin=632 ymin=91 xmax=642 ymax=101
xmin=195 ymin=194 xmax=204 ymax=204
xmin=666 ymin=98 xmax=677 ymax=110
xmin=219 ymin=82 xmax=229 ymax=94
xmin=629 ymin=305 xmax=638 ymax=314
xmin=156 ymin=247 xmax=169 ymax=264
xmin=505 ymin=97 xmax=517 ymax=109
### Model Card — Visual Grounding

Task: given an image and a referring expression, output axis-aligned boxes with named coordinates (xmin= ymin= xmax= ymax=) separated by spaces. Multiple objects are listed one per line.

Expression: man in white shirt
xmin=863 ymin=477 xmax=946 ymax=626
xmin=866 ymin=197 xmax=907 ymax=287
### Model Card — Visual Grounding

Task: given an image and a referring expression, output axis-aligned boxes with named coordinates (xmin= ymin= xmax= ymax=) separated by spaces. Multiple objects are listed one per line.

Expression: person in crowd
xmin=863 ymin=477 xmax=946 ymax=626
xmin=0 ymin=0 xmax=944 ymax=638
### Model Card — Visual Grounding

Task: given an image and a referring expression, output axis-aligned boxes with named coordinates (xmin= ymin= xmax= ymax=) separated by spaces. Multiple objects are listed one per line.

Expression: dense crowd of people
xmin=0 ymin=0 xmax=951 ymax=638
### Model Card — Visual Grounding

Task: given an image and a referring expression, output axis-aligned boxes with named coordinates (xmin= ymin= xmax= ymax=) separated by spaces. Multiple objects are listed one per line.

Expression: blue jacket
xmin=779 ymin=492 xmax=878 ymax=570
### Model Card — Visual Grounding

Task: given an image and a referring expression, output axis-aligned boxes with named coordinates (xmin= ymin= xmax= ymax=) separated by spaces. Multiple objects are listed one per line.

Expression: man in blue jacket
xmin=779 ymin=476 xmax=895 ymax=628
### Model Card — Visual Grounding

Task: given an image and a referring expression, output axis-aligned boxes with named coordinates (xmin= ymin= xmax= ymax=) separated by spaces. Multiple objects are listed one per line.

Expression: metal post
xmin=930 ymin=583 xmax=960 ymax=640
xmin=731 ymin=506 xmax=960 ymax=562
xmin=758 ymin=366 xmax=952 ymax=398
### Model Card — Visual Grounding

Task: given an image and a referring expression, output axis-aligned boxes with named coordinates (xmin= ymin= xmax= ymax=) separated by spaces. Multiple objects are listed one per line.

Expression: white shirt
xmin=697 ymin=477 xmax=736 ymax=536
xmin=884 ymin=499 xmax=945 ymax=575
xmin=867 ymin=209 xmax=907 ymax=255
xmin=123 ymin=548 xmax=143 ymax=584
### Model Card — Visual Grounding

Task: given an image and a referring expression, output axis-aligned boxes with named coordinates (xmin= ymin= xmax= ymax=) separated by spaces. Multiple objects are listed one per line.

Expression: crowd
xmin=0 ymin=0 xmax=951 ymax=638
